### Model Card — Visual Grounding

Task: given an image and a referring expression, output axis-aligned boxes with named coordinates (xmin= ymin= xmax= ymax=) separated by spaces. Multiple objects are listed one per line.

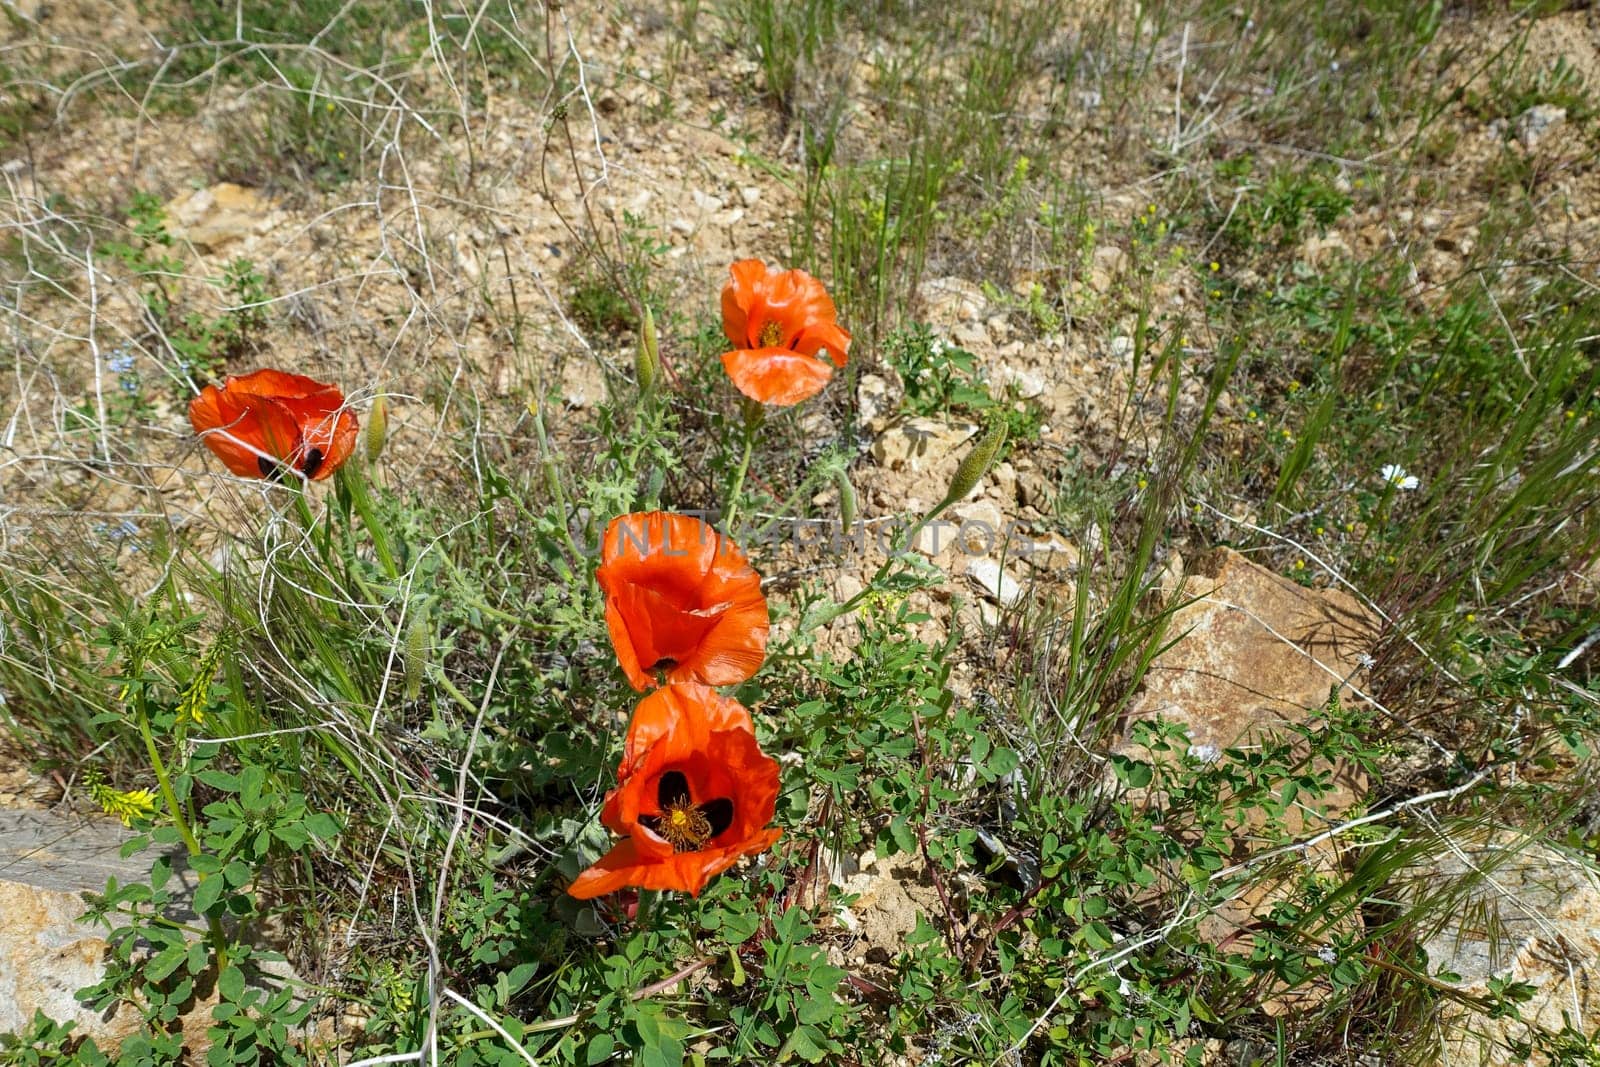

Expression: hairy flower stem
xmin=748 ymin=457 xmax=846 ymax=544
xmin=531 ymin=400 xmax=587 ymax=571
xmin=134 ymin=695 xmax=229 ymax=973
xmin=722 ymin=402 xmax=764 ymax=534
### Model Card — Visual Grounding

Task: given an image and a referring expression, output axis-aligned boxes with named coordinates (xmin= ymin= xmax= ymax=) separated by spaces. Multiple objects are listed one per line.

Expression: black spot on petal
xmin=701 ymin=798 xmax=734 ymax=839
xmin=656 ymin=770 xmax=690 ymax=809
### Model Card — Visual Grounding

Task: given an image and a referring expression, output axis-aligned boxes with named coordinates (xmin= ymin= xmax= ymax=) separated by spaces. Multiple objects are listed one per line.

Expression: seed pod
xmin=835 ymin=466 xmax=857 ymax=531
xmin=943 ymin=422 xmax=1008 ymax=506
xmin=636 ymin=305 xmax=659 ymax=395
xmin=404 ymin=614 xmax=427 ymax=702
xmin=367 ymin=395 xmax=389 ymax=464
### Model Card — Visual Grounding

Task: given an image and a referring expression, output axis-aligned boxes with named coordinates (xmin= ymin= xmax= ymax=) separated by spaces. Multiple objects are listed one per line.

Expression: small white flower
xmin=1186 ymin=743 xmax=1221 ymax=764
xmin=1317 ymin=945 xmax=1339 ymax=965
xmin=1358 ymin=653 xmax=1376 ymax=670
xmin=1380 ymin=464 xmax=1419 ymax=490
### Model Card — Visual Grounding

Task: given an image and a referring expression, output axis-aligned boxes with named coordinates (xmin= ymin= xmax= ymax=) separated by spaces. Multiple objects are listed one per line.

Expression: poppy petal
xmin=602 ymin=594 xmax=651 ymax=691
xmin=223 ymin=368 xmax=347 ymax=402
xmin=755 ymin=269 xmax=825 ymax=350
xmin=720 ymin=347 xmax=836 ymax=407
xmin=189 ymin=369 xmax=359 ymax=481
xmin=796 ymin=320 xmax=851 ymax=368
xmin=620 ymin=684 xmax=754 ymax=776
xmin=721 ymin=259 xmax=771 ymax=348
xmin=597 ymin=514 xmax=767 ymax=690
xmin=572 ymin=686 xmax=782 ymax=900
xmin=190 ymin=387 xmax=303 ymax=478
xmin=296 ymin=404 xmax=359 ymax=481
xmin=567 ymin=838 xmax=665 ymax=899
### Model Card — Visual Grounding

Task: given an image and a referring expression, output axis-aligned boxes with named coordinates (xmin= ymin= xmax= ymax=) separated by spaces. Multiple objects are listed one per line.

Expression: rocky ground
xmin=3 ymin=0 xmax=1599 ymax=1063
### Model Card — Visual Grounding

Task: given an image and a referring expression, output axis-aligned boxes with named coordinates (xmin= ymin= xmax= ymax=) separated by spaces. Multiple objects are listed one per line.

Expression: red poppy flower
xmin=189 ymin=369 xmax=358 ymax=481
xmin=568 ymin=683 xmax=782 ymax=899
xmin=596 ymin=512 xmax=769 ymax=691
xmin=720 ymin=259 xmax=850 ymax=407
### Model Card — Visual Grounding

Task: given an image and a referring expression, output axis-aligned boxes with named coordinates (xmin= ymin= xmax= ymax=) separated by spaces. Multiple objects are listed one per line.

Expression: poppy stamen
xmin=641 ymin=769 xmax=734 ymax=853
xmin=643 ymin=795 xmax=716 ymax=852
xmin=757 ymin=320 xmax=783 ymax=347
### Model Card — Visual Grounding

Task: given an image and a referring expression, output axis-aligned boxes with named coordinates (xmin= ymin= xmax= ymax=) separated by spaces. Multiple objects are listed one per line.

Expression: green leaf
xmin=985 ymin=746 xmax=1021 ymax=779
xmin=217 ymin=965 xmax=245 ymax=1001
xmin=192 ymin=875 xmax=225 ymax=915
xmin=303 ymin=812 xmax=340 ymax=839
xmin=1111 ymin=755 xmax=1153 ymax=789
xmin=197 ymin=769 xmax=241 ymax=793
xmin=150 ymin=857 xmax=172 ymax=891
xmin=585 ymin=1035 xmax=614 ymax=1065
xmin=186 ymin=940 xmax=209 ymax=974
xmin=271 ymin=824 xmax=310 ymax=851
xmin=144 ymin=945 xmax=186 ymax=983
xmin=787 ymin=1025 xmax=828 ymax=1063
xmin=239 ymin=766 xmax=268 ymax=812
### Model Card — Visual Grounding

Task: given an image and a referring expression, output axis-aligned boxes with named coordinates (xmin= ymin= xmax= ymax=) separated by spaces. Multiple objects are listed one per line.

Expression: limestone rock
xmin=0 ymin=808 xmax=190 ymax=1040
xmin=1515 ymin=104 xmax=1566 ymax=150
xmin=1122 ymin=546 xmax=1376 ymax=806
xmin=993 ymin=362 xmax=1046 ymax=400
xmin=1118 ymin=548 xmax=1378 ymax=1002
xmin=965 ymin=557 xmax=1024 ymax=608
xmin=1298 ymin=232 xmax=1351 ymax=269
xmin=1088 ymin=245 xmax=1128 ymax=295
xmin=1017 ymin=534 xmax=1079 ymax=576
xmin=164 ymin=183 xmax=276 ymax=251
xmin=917 ymin=276 xmax=987 ymax=325
xmin=857 ymin=370 xmax=901 ymax=428
xmin=871 ymin=417 xmax=978 ymax=473
xmin=947 ymin=498 xmax=1006 ymax=557
xmin=0 ymin=808 xmax=306 ymax=1052
xmin=834 ymin=852 xmax=946 ymax=967
xmin=1406 ymin=834 xmax=1600 ymax=1066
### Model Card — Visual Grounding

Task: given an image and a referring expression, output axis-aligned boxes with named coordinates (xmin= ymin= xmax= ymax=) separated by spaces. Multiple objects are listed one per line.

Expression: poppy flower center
xmin=640 ymin=770 xmax=735 ymax=854
xmin=757 ymin=320 xmax=784 ymax=348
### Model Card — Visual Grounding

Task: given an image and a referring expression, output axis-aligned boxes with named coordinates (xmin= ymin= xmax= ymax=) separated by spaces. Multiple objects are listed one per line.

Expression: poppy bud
xmin=367 ymin=395 xmax=389 ymax=464
xmin=404 ymin=613 xmax=427 ymax=701
xmin=942 ymin=422 xmax=1007 ymax=507
xmin=636 ymin=305 xmax=659 ymax=395
xmin=835 ymin=466 xmax=857 ymax=531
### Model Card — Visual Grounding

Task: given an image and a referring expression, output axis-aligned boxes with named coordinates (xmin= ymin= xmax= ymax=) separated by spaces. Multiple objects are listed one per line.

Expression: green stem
xmin=291 ymin=479 xmax=317 ymax=535
xmin=636 ymin=888 xmax=659 ymax=928
xmin=723 ymin=405 xmax=762 ymax=534
xmin=440 ymin=555 xmax=562 ymax=629
xmin=800 ymin=493 xmax=960 ymax=634
xmin=135 ymin=696 xmax=229 ymax=973
xmin=532 ymin=401 xmax=586 ymax=567
xmin=1364 ymin=482 xmax=1396 ymax=554
xmin=748 ymin=457 xmax=845 ymax=544
xmin=342 ymin=462 xmax=399 ymax=579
